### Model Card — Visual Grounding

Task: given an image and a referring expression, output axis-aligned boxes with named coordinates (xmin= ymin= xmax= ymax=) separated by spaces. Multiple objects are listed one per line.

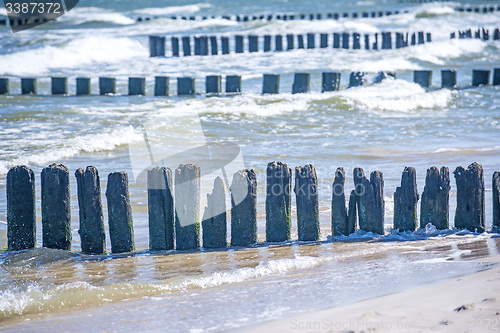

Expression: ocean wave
xmin=61 ymin=7 xmax=136 ymax=25
xmin=132 ymin=3 xmax=212 ymax=16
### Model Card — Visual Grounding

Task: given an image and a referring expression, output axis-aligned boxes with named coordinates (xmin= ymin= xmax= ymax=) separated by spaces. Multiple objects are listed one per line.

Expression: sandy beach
xmin=245 ymin=255 xmax=500 ymax=333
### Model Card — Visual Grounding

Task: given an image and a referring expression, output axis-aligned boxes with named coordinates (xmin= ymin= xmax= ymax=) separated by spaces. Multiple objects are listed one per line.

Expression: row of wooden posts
xmin=1 ymin=68 xmax=499 ymax=97
xmin=149 ymin=31 xmax=432 ymax=57
xmin=6 ymin=162 xmax=500 ymax=254
xmin=450 ymin=27 xmax=500 ymax=40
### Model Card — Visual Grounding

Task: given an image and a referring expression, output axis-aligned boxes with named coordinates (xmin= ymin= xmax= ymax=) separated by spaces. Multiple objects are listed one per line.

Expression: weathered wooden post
xmin=235 ymin=35 xmax=244 ymax=53
xmin=7 ymin=166 xmax=36 ymax=251
xmin=414 ymin=70 xmax=432 ymax=87
xmin=275 ymin=35 xmax=283 ymax=51
xmin=175 ymin=164 xmax=201 ymax=250
xmin=352 ymin=32 xmax=361 ymax=49
xmin=426 ymin=33 xmax=431 ymax=42
xmin=411 ymin=33 xmax=416 ymax=45
xmin=295 ymin=164 xmax=320 ymax=241
xmin=155 ymin=36 xmax=165 ymax=56
xmin=262 ymin=74 xmax=280 ymax=94
xmin=99 ymin=77 xmax=116 ymax=95
xmin=292 ymin=73 xmax=310 ymax=94
xmin=471 ymin=69 xmax=490 ymax=86
xmin=322 ymin=72 xmax=340 ymax=92
xmin=307 ymin=33 xmax=315 ymax=49
xmin=154 ymin=76 xmax=169 ymax=96
xmin=454 ymin=162 xmax=485 ymax=233
xmin=128 ymin=77 xmax=146 ymax=96
xmin=194 ymin=37 xmax=201 ymax=55
xmin=264 ymin=35 xmax=271 ymax=52
xmin=226 ymin=75 xmax=242 ymax=94
xmin=202 ymin=177 xmax=227 ymax=248
xmin=493 ymin=172 xmax=500 ymax=232
xmin=200 ymin=36 xmax=209 ymax=55
xmin=231 ymin=170 xmax=257 ymax=246
xmin=76 ymin=77 xmax=91 ymax=95
xmin=149 ymin=36 xmax=158 ymax=57
xmin=347 ymin=189 xmax=357 ymax=234
xmin=266 ymin=162 xmax=292 ymax=242
xmin=286 ymin=34 xmax=294 ymax=50
xmin=332 ymin=167 xmax=348 ymax=236
xmin=418 ymin=31 xmax=424 ymax=44
xmin=297 ymin=34 xmax=305 ymax=49
xmin=106 ymin=172 xmax=135 ymax=253
xmin=393 ymin=167 xmax=419 ymax=232
xmin=353 ymin=168 xmax=385 ymax=234
xmin=75 ymin=166 xmax=106 ymax=254
xmin=342 ymin=32 xmax=349 ymax=49
xmin=21 ymin=78 xmax=36 ymax=95
xmin=395 ymin=32 xmax=403 ymax=48
xmin=221 ymin=36 xmax=230 ymax=54
xmin=172 ymin=37 xmax=180 ymax=57
xmin=51 ymin=77 xmax=67 ymax=95
xmin=364 ymin=35 xmax=370 ymax=50
xmin=494 ymin=28 xmax=500 ymax=40
xmin=381 ymin=32 xmax=392 ymax=49
xmin=249 ymin=35 xmax=258 ymax=52
xmin=177 ymin=77 xmax=195 ymax=96
xmin=210 ymin=36 xmax=218 ymax=55
xmin=348 ymin=72 xmax=364 ymax=88
xmin=182 ymin=36 xmax=191 ymax=56
xmin=420 ymin=166 xmax=450 ymax=229
xmin=493 ymin=68 xmax=500 ymax=86
xmin=333 ymin=33 xmax=340 ymax=48
xmin=147 ymin=166 xmax=174 ymax=251
xmin=0 ymin=78 xmax=8 ymax=95
xmin=41 ymin=164 xmax=71 ymax=250
xmin=441 ymin=69 xmax=457 ymax=89
xmin=320 ymin=33 xmax=328 ymax=48
xmin=206 ymin=75 xmax=222 ymax=95
xmin=372 ymin=33 xmax=378 ymax=49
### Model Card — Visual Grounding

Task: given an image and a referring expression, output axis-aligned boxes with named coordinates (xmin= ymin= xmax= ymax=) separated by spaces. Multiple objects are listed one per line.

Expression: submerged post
xmin=210 ymin=36 xmax=218 ymax=55
xmin=230 ymin=169 xmax=257 ymax=246
xmin=493 ymin=172 xmax=500 ymax=232
xmin=226 ymin=75 xmax=242 ymax=94
xmin=0 ymin=78 xmax=9 ymax=95
xmin=275 ymin=35 xmax=283 ymax=51
xmin=353 ymin=168 xmax=385 ymax=234
xmin=175 ymin=164 xmax=201 ymax=250
xmin=235 ymin=35 xmax=244 ymax=53
xmin=262 ymin=74 xmax=280 ymax=94
xmin=307 ymin=33 xmax=315 ymax=49
xmin=41 ymin=164 xmax=71 ymax=250
xmin=286 ymin=34 xmax=294 ymax=50
xmin=264 ymin=35 xmax=271 ymax=52
xmin=393 ymin=167 xmax=419 ymax=232
xmin=106 ymin=172 xmax=135 ymax=253
xmin=494 ymin=68 xmax=500 ymax=86
xmin=21 ymin=78 xmax=36 ymax=94
xmin=99 ymin=77 xmax=116 ymax=95
xmin=266 ymin=162 xmax=292 ymax=242
xmin=454 ymin=162 xmax=485 ymax=233
xmin=381 ymin=32 xmax=392 ymax=49
xmin=147 ymin=167 xmax=174 ymax=251
xmin=202 ymin=177 xmax=227 ymax=248
xmin=414 ymin=70 xmax=432 ymax=87
xmin=352 ymin=33 xmax=360 ymax=49
xmin=297 ymin=34 xmax=305 ymax=49
xmin=51 ymin=77 xmax=67 ymax=95
xmin=420 ymin=166 xmax=450 ymax=229
xmin=128 ymin=77 xmax=146 ymax=96
xmin=295 ymin=164 xmax=320 ymax=241
xmin=471 ymin=70 xmax=490 ymax=86
xmin=206 ymin=75 xmax=222 ymax=95
xmin=333 ymin=33 xmax=340 ymax=48
xmin=221 ymin=36 xmax=230 ymax=54
xmin=182 ymin=36 xmax=191 ymax=56
xmin=7 ymin=166 xmax=36 ymax=251
xmin=332 ymin=167 xmax=348 ymax=236
xmin=292 ymin=73 xmax=310 ymax=94
xmin=154 ymin=76 xmax=169 ymax=96
xmin=348 ymin=72 xmax=364 ymax=88
xmin=249 ymin=35 xmax=258 ymax=52
xmin=320 ymin=33 xmax=328 ymax=48
xmin=172 ymin=37 xmax=180 ymax=56
xmin=76 ymin=77 xmax=91 ymax=95
xmin=441 ymin=69 xmax=457 ymax=89
xmin=75 ymin=166 xmax=106 ymax=254
xmin=322 ymin=72 xmax=340 ymax=92
xmin=177 ymin=77 xmax=195 ymax=96
xmin=342 ymin=32 xmax=349 ymax=49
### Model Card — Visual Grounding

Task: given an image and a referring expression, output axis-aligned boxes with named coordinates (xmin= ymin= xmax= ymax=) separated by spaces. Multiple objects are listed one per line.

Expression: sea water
xmin=0 ymin=0 xmax=499 ymax=331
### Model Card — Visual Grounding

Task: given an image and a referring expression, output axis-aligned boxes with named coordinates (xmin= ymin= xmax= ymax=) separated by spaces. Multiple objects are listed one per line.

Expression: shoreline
xmin=244 ymin=255 xmax=500 ymax=333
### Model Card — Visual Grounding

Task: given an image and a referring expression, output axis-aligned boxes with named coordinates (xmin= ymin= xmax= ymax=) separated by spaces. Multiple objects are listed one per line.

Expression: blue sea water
xmin=0 ymin=0 xmax=499 ymax=331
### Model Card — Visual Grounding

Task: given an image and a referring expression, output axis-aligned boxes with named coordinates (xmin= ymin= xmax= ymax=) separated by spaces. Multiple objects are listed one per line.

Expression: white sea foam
xmin=133 ymin=3 xmax=212 ymax=16
xmin=61 ymin=7 xmax=136 ymax=25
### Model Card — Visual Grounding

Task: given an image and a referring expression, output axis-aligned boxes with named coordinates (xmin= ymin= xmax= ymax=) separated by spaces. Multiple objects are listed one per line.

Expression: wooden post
xmin=262 ymin=74 xmax=280 ymax=94
xmin=75 ymin=166 xmax=106 ymax=254
xmin=352 ymin=33 xmax=360 ymax=49
xmin=99 ymin=77 xmax=116 ymax=95
xmin=420 ymin=166 xmax=450 ymax=229
xmin=307 ymin=33 xmax=315 ymax=49
xmin=182 ymin=36 xmax=191 ymax=56
xmin=295 ymin=164 xmax=320 ymax=241
xmin=0 ymin=78 xmax=9 ymax=95
xmin=454 ymin=162 xmax=485 ymax=233
xmin=292 ymin=73 xmax=310 ymax=94
xmin=353 ymin=168 xmax=385 ymax=234
xmin=275 ymin=35 xmax=283 ymax=51
xmin=320 ymin=33 xmax=328 ymax=48
xmin=286 ymin=34 xmax=294 ymax=50
xmin=393 ymin=167 xmax=419 ymax=232
xmin=202 ymin=177 xmax=227 ymax=248
xmin=230 ymin=170 xmax=257 ymax=246
xmin=21 ymin=78 xmax=36 ymax=94
xmin=76 ymin=77 xmax=91 ymax=95
xmin=206 ymin=75 xmax=222 ymax=95
xmin=221 ymin=37 xmax=230 ymax=54
xmin=128 ymin=77 xmax=146 ymax=96
xmin=332 ymin=167 xmax=348 ymax=236
xmin=177 ymin=77 xmax=195 ymax=96
xmin=441 ymin=69 xmax=457 ymax=88
xmin=249 ymin=35 xmax=258 ymax=52
xmin=172 ymin=37 xmax=180 ymax=56
xmin=266 ymin=162 xmax=292 ymax=242
xmin=226 ymin=75 xmax=242 ymax=94
xmin=414 ymin=70 xmax=432 ymax=87
xmin=322 ymin=72 xmax=340 ymax=92
xmin=51 ymin=77 xmax=67 ymax=95
xmin=7 ymin=166 xmax=36 ymax=251
xmin=471 ymin=70 xmax=490 ymax=86
xmin=235 ymin=35 xmax=244 ymax=53
xmin=493 ymin=171 xmax=500 ymax=232
xmin=175 ymin=164 xmax=201 ymax=250
xmin=154 ymin=76 xmax=169 ymax=96
xmin=106 ymin=172 xmax=135 ymax=253
xmin=41 ymin=164 xmax=71 ymax=250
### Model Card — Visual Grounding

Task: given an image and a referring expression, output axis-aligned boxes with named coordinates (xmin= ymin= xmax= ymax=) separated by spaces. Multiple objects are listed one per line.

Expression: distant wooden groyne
xmin=6 ymin=162 xmax=500 ymax=254
xmin=0 ymin=68 xmax=499 ymax=97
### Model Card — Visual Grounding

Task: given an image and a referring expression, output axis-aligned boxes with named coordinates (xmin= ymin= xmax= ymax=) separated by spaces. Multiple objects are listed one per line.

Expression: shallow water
xmin=0 ymin=0 xmax=499 ymax=331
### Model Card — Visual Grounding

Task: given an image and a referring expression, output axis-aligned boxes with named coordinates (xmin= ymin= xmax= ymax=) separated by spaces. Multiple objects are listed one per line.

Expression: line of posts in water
xmin=1 ymin=68 xmax=499 ymax=97
xmin=5 ymin=162 xmax=500 ymax=254
xmin=148 ymin=31 xmax=432 ymax=57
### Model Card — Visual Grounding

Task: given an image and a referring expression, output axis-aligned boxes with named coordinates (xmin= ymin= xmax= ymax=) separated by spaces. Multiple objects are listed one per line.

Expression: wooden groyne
xmin=5 ymin=162 xmax=499 ymax=254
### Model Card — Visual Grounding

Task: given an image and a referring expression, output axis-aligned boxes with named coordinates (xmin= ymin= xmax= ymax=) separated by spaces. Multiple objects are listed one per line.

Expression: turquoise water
xmin=0 ymin=0 xmax=499 ymax=331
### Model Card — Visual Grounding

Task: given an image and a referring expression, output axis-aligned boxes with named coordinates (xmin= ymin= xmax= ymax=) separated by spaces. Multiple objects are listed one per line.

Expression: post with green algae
xmin=41 ymin=164 xmax=71 ymax=250
xmin=331 ymin=167 xmax=348 ymax=236
xmin=75 ymin=166 xmax=106 ymax=254
xmin=394 ymin=167 xmax=419 ymax=232
xmin=7 ymin=166 xmax=36 ymax=251
xmin=420 ymin=166 xmax=450 ymax=229
xmin=454 ymin=162 xmax=485 ymax=233
xmin=353 ymin=168 xmax=385 ymax=235
xmin=231 ymin=169 xmax=257 ymax=246
xmin=147 ymin=167 xmax=175 ymax=251
xmin=266 ymin=162 xmax=292 ymax=242
xmin=106 ymin=172 xmax=135 ymax=253
xmin=175 ymin=164 xmax=201 ymax=250
xmin=202 ymin=177 xmax=227 ymax=248
xmin=295 ymin=164 xmax=320 ymax=241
